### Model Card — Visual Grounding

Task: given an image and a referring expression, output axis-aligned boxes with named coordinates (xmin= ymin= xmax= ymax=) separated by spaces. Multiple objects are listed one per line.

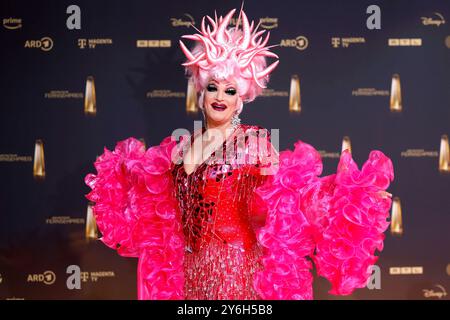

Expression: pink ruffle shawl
xmin=253 ymin=140 xmax=394 ymax=299
xmin=84 ymin=136 xmax=185 ymax=299
xmin=84 ymin=136 xmax=394 ymax=300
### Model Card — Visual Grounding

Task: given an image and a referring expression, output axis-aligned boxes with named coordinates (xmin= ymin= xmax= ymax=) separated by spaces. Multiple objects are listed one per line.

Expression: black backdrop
xmin=0 ymin=0 xmax=449 ymax=299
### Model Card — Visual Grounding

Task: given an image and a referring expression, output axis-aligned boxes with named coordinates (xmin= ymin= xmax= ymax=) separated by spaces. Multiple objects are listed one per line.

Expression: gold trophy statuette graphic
xmin=390 ymin=73 xmax=402 ymax=112
xmin=33 ymin=139 xmax=45 ymax=180
xmin=289 ymin=74 xmax=301 ymax=113
xmin=439 ymin=134 xmax=449 ymax=173
xmin=390 ymin=197 xmax=403 ymax=236
xmin=85 ymin=202 xmax=99 ymax=241
xmin=84 ymin=76 xmax=97 ymax=116
xmin=186 ymin=78 xmax=198 ymax=114
xmin=341 ymin=136 xmax=352 ymax=154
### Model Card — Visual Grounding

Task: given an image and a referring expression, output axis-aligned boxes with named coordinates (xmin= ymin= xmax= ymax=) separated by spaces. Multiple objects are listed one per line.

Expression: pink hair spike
xmin=256 ymin=60 xmax=279 ymax=79
xmin=179 ymin=40 xmax=195 ymax=60
xmin=181 ymin=52 xmax=206 ymax=66
xmin=216 ymin=9 xmax=236 ymax=43
xmin=188 ymin=22 xmax=202 ymax=35
xmin=235 ymin=1 xmax=244 ymax=33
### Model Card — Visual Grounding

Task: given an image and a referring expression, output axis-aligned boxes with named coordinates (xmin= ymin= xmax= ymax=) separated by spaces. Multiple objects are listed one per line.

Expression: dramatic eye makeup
xmin=225 ymin=88 xmax=236 ymax=95
xmin=207 ymin=82 xmax=237 ymax=95
xmin=206 ymin=84 xmax=217 ymax=92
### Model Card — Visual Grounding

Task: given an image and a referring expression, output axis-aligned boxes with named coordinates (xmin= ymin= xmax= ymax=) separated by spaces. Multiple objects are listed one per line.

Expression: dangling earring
xmin=231 ymin=100 xmax=243 ymax=130
xmin=199 ymin=90 xmax=207 ymax=129
xmin=231 ymin=109 xmax=241 ymax=130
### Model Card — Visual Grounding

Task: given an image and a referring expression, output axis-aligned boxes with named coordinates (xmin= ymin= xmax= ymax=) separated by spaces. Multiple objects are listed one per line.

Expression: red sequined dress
xmin=84 ymin=124 xmax=394 ymax=300
xmin=172 ymin=125 xmax=271 ymax=299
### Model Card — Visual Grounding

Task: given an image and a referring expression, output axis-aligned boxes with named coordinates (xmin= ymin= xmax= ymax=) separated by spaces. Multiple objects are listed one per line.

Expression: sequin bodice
xmin=171 ymin=124 xmax=267 ymax=254
xmin=173 ymin=159 xmax=264 ymax=254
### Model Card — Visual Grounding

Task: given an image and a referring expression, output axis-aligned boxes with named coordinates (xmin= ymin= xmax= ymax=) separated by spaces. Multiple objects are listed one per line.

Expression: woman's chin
xmin=206 ymin=113 xmax=232 ymax=125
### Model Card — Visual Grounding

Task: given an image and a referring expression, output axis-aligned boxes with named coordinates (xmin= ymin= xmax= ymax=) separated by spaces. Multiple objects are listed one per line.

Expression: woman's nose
xmin=216 ymin=88 xmax=224 ymax=100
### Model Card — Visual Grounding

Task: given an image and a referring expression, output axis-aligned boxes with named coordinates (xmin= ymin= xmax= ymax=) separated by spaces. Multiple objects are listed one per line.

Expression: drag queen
xmin=84 ymin=7 xmax=394 ymax=300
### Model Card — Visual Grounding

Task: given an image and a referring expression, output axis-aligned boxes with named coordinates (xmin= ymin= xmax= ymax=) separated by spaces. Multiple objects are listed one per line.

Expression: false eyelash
xmin=207 ymin=84 xmax=236 ymax=95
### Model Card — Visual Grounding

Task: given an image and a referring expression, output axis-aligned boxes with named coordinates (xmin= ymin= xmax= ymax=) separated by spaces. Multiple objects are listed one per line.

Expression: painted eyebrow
xmin=210 ymin=79 xmax=235 ymax=86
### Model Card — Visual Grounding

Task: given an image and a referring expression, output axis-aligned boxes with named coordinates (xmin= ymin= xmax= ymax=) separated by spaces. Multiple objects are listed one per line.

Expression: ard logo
xmin=27 ymin=271 xmax=56 ymax=285
xmin=280 ymin=36 xmax=309 ymax=51
xmin=24 ymin=37 xmax=53 ymax=51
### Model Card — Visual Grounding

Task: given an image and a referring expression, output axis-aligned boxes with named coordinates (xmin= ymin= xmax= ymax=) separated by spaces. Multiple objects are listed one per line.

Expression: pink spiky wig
xmin=179 ymin=7 xmax=280 ymax=107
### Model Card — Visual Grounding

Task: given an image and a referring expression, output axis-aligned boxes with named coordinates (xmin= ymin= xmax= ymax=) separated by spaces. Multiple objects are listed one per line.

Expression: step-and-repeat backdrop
xmin=0 ymin=0 xmax=449 ymax=299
